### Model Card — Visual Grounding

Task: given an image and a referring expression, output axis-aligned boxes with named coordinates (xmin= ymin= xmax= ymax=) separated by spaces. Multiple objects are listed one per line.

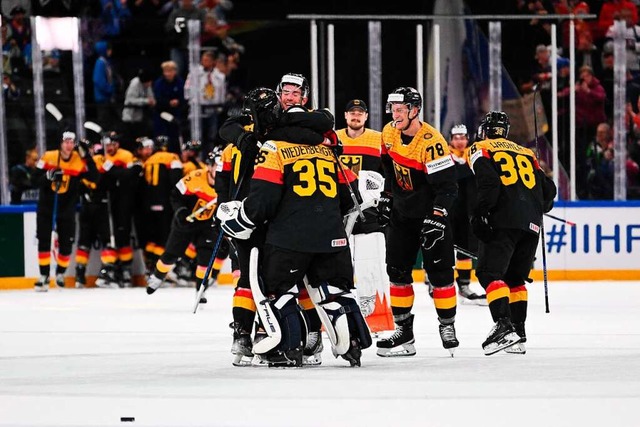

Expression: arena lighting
xmin=35 ymin=17 xmax=79 ymax=51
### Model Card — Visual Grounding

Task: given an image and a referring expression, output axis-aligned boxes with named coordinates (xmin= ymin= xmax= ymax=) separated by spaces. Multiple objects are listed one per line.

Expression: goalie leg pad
xmin=305 ymin=281 xmax=372 ymax=355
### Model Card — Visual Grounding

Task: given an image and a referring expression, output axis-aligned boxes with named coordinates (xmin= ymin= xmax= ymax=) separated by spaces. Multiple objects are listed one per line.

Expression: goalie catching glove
xmin=420 ymin=206 xmax=448 ymax=251
xmin=216 ymin=199 xmax=255 ymax=240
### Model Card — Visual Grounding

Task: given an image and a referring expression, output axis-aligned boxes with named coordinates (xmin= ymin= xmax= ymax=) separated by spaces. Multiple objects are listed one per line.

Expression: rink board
xmin=1 ymin=201 xmax=640 ymax=289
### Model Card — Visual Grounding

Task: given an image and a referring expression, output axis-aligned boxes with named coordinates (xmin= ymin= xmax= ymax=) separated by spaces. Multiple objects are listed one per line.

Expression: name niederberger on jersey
xmin=281 ymin=145 xmax=333 ymax=159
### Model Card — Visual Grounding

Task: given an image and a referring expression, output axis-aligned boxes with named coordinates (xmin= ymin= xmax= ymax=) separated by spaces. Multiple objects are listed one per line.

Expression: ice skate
xmin=376 ymin=314 xmax=416 ymax=357
xmin=303 ymin=331 xmax=323 ymax=366
xmin=145 ymin=274 xmax=164 ymax=295
xmin=265 ymin=348 xmax=303 ymax=368
xmin=504 ymin=322 xmax=527 ymax=354
xmin=439 ymin=322 xmax=459 ymax=357
xmin=55 ymin=273 xmax=65 ymax=288
xmin=230 ymin=323 xmax=254 ymax=367
xmin=75 ymin=265 xmax=86 ymax=289
xmin=483 ymin=318 xmax=521 ymax=356
xmin=96 ymin=265 xmax=120 ymax=289
xmin=458 ymin=282 xmax=487 ymax=306
xmin=340 ymin=339 xmax=363 ymax=367
xmin=120 ymin=266 xmax=132 ymax=288
xmin=34 ymin=275 xmax=49 ymax=292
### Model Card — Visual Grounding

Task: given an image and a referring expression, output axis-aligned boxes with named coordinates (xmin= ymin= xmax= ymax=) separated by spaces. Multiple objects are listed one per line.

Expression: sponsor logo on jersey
xmin=425 ymin=155 xmax=454 ymax=174
xmin=262 ymin=141 xmax=277 ymax=152
xmin=331 ymin=238 xmax=347 ymax=247
xmin=529 ymin=223 xmax=540 ymax=233
xmin=394 ymin=163 xmax=413 ymax=191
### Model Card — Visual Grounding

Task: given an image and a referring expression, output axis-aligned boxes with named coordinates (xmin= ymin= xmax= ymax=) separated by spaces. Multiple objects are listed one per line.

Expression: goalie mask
xmin=244 ymin=87 xmax=280 ymax=137
xmin=479 ymin=111 xmax=510 ymax=139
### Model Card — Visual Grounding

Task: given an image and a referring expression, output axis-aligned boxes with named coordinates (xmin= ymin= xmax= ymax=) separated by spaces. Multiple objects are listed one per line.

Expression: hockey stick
xmin=454 ymin=244 xmax=477 ymax=260
xmin=192 ymin=172 xmax=247 ymax=313
xmin=532 ymin=83 xmax=550 ymax=313
xmin=45 ymin=103 xmax=64 ymax=123
xmin=333 ymin=150 xmax=365 ymax=221
xmin=83 ymin=121 xmax=103 ymax=135
xmin=105 ymin=191 xmax=117 ymax=249
xmin=544 ymin=213 xmax=576 ymax=227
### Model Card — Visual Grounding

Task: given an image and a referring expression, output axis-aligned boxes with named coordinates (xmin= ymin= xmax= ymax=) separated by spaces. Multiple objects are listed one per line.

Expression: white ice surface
xmin=0 ymin=281 xmax=639 ymax=427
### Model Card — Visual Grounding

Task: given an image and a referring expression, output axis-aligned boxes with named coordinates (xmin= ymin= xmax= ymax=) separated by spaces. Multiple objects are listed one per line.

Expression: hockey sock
xmin=233 ymin=287 xmax=257 ymax=333
xmin=184 ymin=243 xmax=197 ymax=260
xmin=509 ymin=285 xmax=528 ymax=324
xmin=486 ymin=280 xmax=511 ymax=321
xmin=38 ymin=251 xmax=51 ymax=277
xmin=118 ymin=246 xmax=133 ymax=264
xmin=432 ymin=283 xmax=457 ymax=321
xmin=101 ymin=247 xmax=118 ymax=265
xmin=154 ymin=259 xmax=174 ymax=280
xmin=75 ymin=247 xmax=90 ymax=266
xmin=390 ymin=283 xmax=414 ymax=318
xmin=455 ymin=257 xmax=472 ymax=285
xmin=298 ymin=288 xmax=322 ymax=332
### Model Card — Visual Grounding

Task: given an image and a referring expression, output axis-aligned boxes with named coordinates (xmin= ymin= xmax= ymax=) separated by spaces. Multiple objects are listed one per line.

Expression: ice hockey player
xmin=335 ymin=99 xmax=394 ymax=332
xmin=181 ymin=139 xmax=206 ymax=175
xmin=216 ymin=83 xmax=336 ymax=366
xmin=444 ymin=124 xmax=486 ymax=304
xmin=468 ymin=111 xmax=556 ymax=355
xmin=34 ymin=132 xmax=97 ymax=291
xmin=146 ymin=150 xmax=228 ymax=297
xmin=216 ymin=105 xmax=372 ymax=367
xmin=94 ymin=131 xmax=136 ymax=288
xmin=376 ymin=87 xmax=459 ymax=357
xmin=139 ymin=136 xmax=183 ymax=276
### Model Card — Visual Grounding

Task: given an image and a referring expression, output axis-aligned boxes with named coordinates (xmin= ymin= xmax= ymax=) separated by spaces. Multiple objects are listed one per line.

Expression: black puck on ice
xmin=120 ymin=417 xmax=135 ymax=422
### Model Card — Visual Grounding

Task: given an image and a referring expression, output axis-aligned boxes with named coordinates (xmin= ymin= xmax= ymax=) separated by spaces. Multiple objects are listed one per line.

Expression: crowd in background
xmin=5 ymin=0 xmax=640 ymax=202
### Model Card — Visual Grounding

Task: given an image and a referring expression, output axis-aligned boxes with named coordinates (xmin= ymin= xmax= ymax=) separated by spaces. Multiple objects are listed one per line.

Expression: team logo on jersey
xmin=393 ymin=163 xmax=413 ymax=191
xmin=192 ymin=198 xmax=216 ymax=221
xmin=340 ymin=155 xmax=362 ymax=175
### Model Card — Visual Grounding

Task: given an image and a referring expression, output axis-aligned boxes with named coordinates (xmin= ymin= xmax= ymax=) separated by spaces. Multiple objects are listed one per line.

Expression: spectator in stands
xmin=604 ymin=8 xmax=640 ymax=77
xmin=2 ymin=73 xmax=20 ymax=101
xmin=122 ymin=69 xmax=156 ymax=151
xmin=99 ymin=0 xmax=131 ymax=39
xmin=586 ymin=123 xmax=614 ymax=199
xmin=9 ymin=147 xmax=39 ymax=204
xmin=576 ymin=30 xmax=602 ymax=78
xmin=198 ymin=0 xmax=233 ymax=21
xmin=153 ymin=60 xmax=185 ymax=151
xmin=92 ymin=40 xmax=120 ymax=131
xmin=184 ymin=50 xmax=225 ymax=152
xmin=597 ymin=50 xmax=615 ymax=119
xmin=164 ymin=0 xmax=206 ymax=77
xmin=7 ymin=6 xmax=30 ymax=51
xmin=576 ymin=65 xmax=607 ymax=198
xmin=597 ymin=0 xmax=638 ymax=41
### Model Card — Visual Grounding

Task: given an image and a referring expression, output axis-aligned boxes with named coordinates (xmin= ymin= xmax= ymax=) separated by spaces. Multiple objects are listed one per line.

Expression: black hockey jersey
xmin=467 ymin=137 xmax=557 ymax=234
xmin=244 ymin=141 xmax=357 ymax=253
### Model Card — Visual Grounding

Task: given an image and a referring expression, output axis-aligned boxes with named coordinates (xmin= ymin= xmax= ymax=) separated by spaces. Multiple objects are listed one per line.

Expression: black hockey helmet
xmin=480 ymin=111 xmax=510 ymax=139
xmin=275 ymin=72 xmax=310 ymax=100
xmin=386 ymin=87 xmax=422 ymax=114
xmin=182 ymin=139 xmax=202 ymax=153
xmin=244 ymin=87 xmax=280 ymax=137
xmin=100 ymin=131 xmax=121 ymax=145
xmin=155 ymin=135 xmax=169 ymax=151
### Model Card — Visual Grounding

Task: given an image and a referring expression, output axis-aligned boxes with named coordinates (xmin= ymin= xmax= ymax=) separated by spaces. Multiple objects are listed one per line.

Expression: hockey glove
xmin=420 ymin=207 xmax=448 ymax=251
xmin=46 ymin=169 xmax=64 ymax=183
xmin=216 ymin=200 xmax=255 ymax=240
xmin=76 ymin=138 xmax=91 ymax=159
xmin=322 ymin=130 xmax=343 ymax=156
xmin=172 ymin=207 xmax=193 ymax=230
xmin=471 ymin=212 xmax=493 ymax=243
xmin=377 ymin=192 xmax=393 ymax=226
